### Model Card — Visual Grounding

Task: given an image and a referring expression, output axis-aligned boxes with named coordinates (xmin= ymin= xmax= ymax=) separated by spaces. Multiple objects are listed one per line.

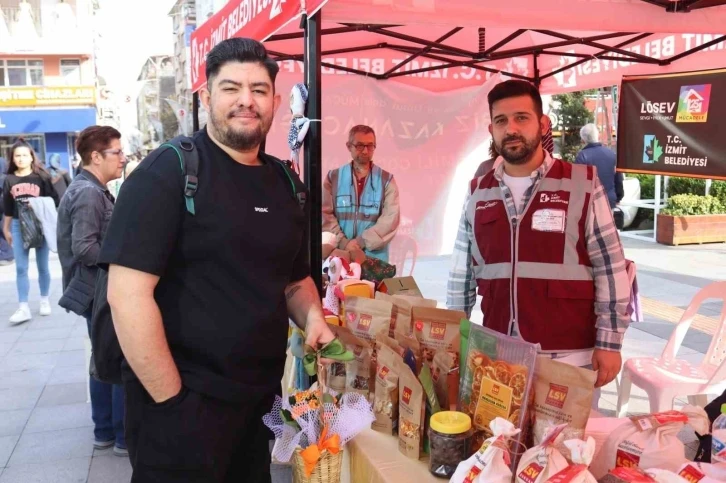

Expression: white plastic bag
xmin=676 ymin=462 xmax=726 ymax=483
xmin=544 ymin=438 xmax=597 ymax=483
xmin=449 ymin=417 xmax=521 ymax=483
xmin=516 ymin=424 xmax=570 ymax=483
xmin=645 ymin=469 xmax=688 ymax=483
xmin=590 ymin=406 xmax=709 ymax=478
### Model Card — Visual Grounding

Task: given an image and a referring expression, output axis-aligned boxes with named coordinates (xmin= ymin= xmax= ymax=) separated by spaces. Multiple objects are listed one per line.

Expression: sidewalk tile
xmin=7 ymin=427 xmax=94 ymax=465
xmin=46 ymin=365 xmax=87 ymax=386
xmin=0 ymin=344 xmax=12 ymax=358
xmin=56 ymin=351 xmax=86 ymax=368
xmin=1 ymin=353 xmax=60 ymax=372
xmin=68 ymin=325 xmax=88 ymax=339
xmin=25 ymin=403 xmax=92 ymax=434
xmin=0 ymin=369 xmax=52 ymax=389
xmin=25 ymin=318 xmax=78 ymax=330
xmin=9 ymin=340 xmax=65 ymax=356
xmin=0 ymin=457 xmax=90 ymax=483
xmin=36 ymin=384 xmax=87 ymax=408
xmin=62 ymin=338 xmax=87 ymax=352
xmin=87 ymin=454 xmax=132 ymax=483
xmin=0 ymin=386 xmax=43 ymax=411
xmin=0 ymin=435 xmax=19 ymax=468
xmin=0 ymin=333 xmax=21 ymax=345
xmin=18 ymin=328 xmax=73 ymax=342
xmin=0 ymin=410 xmax=31 ymax=437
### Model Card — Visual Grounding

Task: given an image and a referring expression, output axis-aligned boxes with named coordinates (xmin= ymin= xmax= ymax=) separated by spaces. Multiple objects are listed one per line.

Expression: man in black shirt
xmin=98 ymin=38 xmax=334 ymax=482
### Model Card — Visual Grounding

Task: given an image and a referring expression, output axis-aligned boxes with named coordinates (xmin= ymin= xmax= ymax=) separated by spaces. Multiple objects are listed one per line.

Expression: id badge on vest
xmin=531 ymin=208 xmax=566 ymax=233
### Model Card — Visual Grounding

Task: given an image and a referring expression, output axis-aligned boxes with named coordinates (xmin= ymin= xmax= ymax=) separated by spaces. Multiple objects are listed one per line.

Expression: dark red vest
xmin=467 ymin=159 xmax=597 ymax=351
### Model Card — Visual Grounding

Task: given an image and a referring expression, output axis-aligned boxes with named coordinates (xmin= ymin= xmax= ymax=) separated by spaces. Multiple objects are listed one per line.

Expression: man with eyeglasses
xmin=322 ymin=125 xmax=400 ymax=262
xmin=57 ymin=125 xmax=127 ymax=456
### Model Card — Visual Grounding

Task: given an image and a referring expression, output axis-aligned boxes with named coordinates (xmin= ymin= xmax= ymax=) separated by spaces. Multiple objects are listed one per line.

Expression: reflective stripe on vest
xmin=468 ymin=164 xmax=593 ymax=282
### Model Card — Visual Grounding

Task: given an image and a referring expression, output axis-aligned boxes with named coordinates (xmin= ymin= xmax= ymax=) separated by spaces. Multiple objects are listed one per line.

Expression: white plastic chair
xmin=616 ymin=281 xmax=726 ymax=417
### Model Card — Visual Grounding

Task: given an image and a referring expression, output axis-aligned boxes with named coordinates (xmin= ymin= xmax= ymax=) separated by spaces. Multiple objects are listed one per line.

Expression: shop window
xmin=61 ymin=59 xmax=81 ymax=85
xmin=2 ymin=59 xmax=44 ymax=86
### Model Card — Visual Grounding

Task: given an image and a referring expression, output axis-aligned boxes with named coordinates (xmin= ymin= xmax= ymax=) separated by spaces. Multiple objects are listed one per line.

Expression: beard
xmin=209 ymin=107 xmax=271 ymax=151
xmin=495 ymin=133 xmax=542 ymax=165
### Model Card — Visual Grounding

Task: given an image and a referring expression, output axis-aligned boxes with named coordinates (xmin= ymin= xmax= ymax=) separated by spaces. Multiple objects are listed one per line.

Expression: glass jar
xmin=429 ymin=411 xmax=472 ymax=478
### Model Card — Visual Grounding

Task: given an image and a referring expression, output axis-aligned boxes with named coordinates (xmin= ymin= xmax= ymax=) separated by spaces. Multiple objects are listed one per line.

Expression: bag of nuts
xmin=432 ymin=350 xmax=459 ymax=412
xmin=399 ymin=364 xmax=426 ymax=459
xmin=412 ymin=307 xmax=465 ymax=366
xmin=372 ymin=343 xmax=403 ymax=434
xmin=375 ymin=292 xmax=437 ymax=338
xmin=329 ymin=325 xmax=372 ymax=398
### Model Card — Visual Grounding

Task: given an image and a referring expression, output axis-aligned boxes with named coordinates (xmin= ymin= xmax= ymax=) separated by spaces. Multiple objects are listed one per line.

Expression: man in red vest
xmin=447 ymin=80 xmax=630 ymax=395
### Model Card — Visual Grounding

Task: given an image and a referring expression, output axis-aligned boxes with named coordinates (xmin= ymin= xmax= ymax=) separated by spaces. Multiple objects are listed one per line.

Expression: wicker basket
xmin=291 ymin=447 xmax=343 ymax=483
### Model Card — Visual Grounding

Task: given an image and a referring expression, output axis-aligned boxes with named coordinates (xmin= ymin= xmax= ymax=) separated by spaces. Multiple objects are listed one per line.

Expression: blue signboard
xmin=0 ymin=108 xmax=97 ymax=134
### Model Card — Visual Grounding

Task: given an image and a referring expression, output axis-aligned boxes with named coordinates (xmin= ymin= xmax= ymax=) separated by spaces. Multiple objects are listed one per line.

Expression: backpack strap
xmin=160 ymin=136 xmax=199 ymax=215
xmin=271 ymin=158 xmax=306 ymax=211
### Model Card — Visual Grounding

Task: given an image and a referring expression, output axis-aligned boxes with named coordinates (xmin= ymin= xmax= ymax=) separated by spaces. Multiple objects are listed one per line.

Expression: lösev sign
xmin=0 ymin=86 xmax=96 ymax=107
xmin=617 ymin=68 xmax=726 ymax=180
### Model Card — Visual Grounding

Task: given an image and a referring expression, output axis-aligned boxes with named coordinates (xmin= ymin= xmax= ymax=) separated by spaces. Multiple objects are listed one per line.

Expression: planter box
xmin=656 ymin=214 xmax=726 ymax=246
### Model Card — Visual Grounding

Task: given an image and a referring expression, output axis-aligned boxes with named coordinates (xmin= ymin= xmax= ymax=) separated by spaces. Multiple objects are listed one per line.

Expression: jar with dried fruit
xmin=428 ymin=411 xmax=472 ymax=478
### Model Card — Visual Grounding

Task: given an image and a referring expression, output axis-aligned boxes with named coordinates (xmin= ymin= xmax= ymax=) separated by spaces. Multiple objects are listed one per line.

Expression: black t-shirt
xmin=3 ymin=172 xmax=58 ymax=217
xmin=98 ymin=129 xmax=310 ymax=402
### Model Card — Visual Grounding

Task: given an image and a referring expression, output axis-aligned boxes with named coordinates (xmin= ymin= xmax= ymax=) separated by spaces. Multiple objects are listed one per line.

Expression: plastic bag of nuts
xmin=372 ymin=343 xmax=402 ymax=434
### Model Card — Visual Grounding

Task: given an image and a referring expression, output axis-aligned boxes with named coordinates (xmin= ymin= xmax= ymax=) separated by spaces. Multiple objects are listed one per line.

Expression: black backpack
xmin=89 ymin=136 xmax=306 ymax=384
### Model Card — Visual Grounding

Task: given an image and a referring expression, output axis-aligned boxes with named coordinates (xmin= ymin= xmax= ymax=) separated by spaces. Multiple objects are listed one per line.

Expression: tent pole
xmin=304 ymin=11 xmax=323 ymax=294
xmin=192 ymin=91 xmax=199 ymax=132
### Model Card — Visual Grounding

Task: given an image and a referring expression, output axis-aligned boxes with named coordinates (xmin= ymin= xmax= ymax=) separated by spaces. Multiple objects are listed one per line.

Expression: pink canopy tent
xmin=190 ymin=0 xmax=726 ymax=282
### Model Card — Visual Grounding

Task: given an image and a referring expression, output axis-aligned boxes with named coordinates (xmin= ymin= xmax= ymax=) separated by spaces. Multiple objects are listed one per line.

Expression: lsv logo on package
xmin=640 ymin=83 xmax=711 ymax=123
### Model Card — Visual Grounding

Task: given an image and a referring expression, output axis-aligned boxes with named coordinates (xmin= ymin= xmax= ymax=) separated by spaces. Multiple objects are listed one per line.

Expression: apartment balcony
xmin=0 ymin=0 xmax=94 ymax=56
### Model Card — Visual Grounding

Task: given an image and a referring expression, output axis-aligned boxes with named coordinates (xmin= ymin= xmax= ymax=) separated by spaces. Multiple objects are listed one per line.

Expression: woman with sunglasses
xmin=2 ymin=139 xmax=59 ymax=324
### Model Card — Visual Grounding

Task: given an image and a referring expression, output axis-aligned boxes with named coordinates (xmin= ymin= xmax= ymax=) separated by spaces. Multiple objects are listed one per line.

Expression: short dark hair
xmin=487 ymin=80 xmax=543 ymax=117
xmin=347 ymin=125 xmax=376 ymax=145
xmin=206 ymin=38 xmax=279 ymax=89
xmin=76 ymin=125 xmax=122 ymax=166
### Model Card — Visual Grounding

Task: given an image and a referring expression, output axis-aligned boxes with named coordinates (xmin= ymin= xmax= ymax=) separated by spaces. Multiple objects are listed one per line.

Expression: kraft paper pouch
xmin=432 ymin=350 xmax=459 ymax=412
xmin=412 ymin=306 xmax=464 ymax=365
xmin=398 ymin=364 xmax=425 ymax=460
xmin=372 ymin=343 xmax=402 ymax=435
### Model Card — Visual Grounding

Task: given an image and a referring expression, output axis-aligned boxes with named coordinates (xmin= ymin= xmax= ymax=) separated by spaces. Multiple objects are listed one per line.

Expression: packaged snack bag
xmin=399 ymin=364 xmax=426 ymax=459
xmin=432 ymin=350 xmax=459 ymax=412
xmin=329 ymin=325 xmax=372 ymax=397
xmin=450 ymin=417 xmax=521 ymax=483
xmin=645 ymin=469 xmax=689 ymax=483
xmin=458 ymin=324 xmax=538 ymax=459
xmin=533 ymin=357 xmax=597 ymax=452
xmin=345 ymin=296 xmax=393 ymax=344
xmin=412 ymin=307 xmax=464 ymax=365
xmin=591 ymin=406 xmax=710 ymax=478
xmin=375 ymin=292 xmax=437 ymax=338
xmin=677 ymin=462 xmax=726 ymax=483
xmin=372 ymin=343 xmax=402 ymax=434
xmin=516 ymin=424 xmax=570 ymax=483
xmin=598 ymin=467 xmax=658 ymax=483
xmin=546 ymin=437 xmax=597 ymax=483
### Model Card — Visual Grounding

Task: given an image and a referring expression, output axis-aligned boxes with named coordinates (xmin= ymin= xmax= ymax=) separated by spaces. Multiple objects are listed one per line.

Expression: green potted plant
xmin=657 ymin=194 xmax=726 ymax=246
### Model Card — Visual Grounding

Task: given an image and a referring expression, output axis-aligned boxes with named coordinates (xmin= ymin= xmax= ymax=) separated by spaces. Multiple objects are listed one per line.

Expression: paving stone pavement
xmin=0 ymin=239 xmax=723 ymax=482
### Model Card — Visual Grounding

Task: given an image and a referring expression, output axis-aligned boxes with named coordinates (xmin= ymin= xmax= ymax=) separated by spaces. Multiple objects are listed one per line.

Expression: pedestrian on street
xmin=57 ymin=125 xmax=128 ymax=456
xmin=99 ymin=38 xmax=334 ymax=482
xmin=2 ymin=140 xmax=59 ymax=324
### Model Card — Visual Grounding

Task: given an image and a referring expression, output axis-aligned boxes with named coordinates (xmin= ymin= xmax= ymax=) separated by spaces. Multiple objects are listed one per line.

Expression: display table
xmin=341 ymin=429 xmax=440 ymax=483
xmin=341 ymin=410 xmax=606 ymax=483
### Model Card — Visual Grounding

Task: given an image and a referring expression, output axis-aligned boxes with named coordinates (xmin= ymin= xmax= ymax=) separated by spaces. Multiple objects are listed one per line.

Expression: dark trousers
xmin=124 ymin=379 xmax=275 ymax=483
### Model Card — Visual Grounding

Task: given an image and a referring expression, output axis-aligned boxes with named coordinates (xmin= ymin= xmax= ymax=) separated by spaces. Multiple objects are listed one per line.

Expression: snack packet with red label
xmin=545 ymin=437 xmax=597 ymax=483
xmin=516 ymin=424 xmax=570 ymax=483
xmin=597 ymin=467 xmax=658 ymax=483
xmin=450 ymin=417 xmax=521 ymax=483
xmin=644 ymin=469 xmax=689 ymax=483
xmin=590 ymin=406 xmax=709 ymax=479
xmin=676 ymin=462 xmax=726 ymax=483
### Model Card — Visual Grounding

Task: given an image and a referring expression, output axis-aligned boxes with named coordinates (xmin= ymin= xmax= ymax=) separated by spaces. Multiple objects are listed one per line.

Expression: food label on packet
xmin=475 ymin=377 xmax=514 ymax=426
xmin=678 ymin=464 xmax=707 ymax=483
xmin=629 ymin=410 xmax=688 ymax=432
xmin=518 ymin=463 xmax=544 ymax=483
xmin=712 ymin=436 xmax=726 ymax=459
xmin=615 ymin=447 xmax=641 ymax=468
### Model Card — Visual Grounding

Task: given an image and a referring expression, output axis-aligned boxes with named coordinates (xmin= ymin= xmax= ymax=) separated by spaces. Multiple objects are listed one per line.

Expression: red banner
xmin=190 ymin=0 xmax=309 ymax=92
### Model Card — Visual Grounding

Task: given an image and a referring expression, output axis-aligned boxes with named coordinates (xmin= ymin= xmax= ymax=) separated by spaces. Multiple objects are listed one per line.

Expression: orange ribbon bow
xmin=300 ymin=425 xmax=341 ymax=477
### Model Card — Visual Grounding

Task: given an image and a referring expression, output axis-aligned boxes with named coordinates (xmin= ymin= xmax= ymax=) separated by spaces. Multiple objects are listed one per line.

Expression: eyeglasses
xmin=102 ymin=149 xmax=127 ymax=159
xmin=351 ymin=143 xmax=376 ymax=152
